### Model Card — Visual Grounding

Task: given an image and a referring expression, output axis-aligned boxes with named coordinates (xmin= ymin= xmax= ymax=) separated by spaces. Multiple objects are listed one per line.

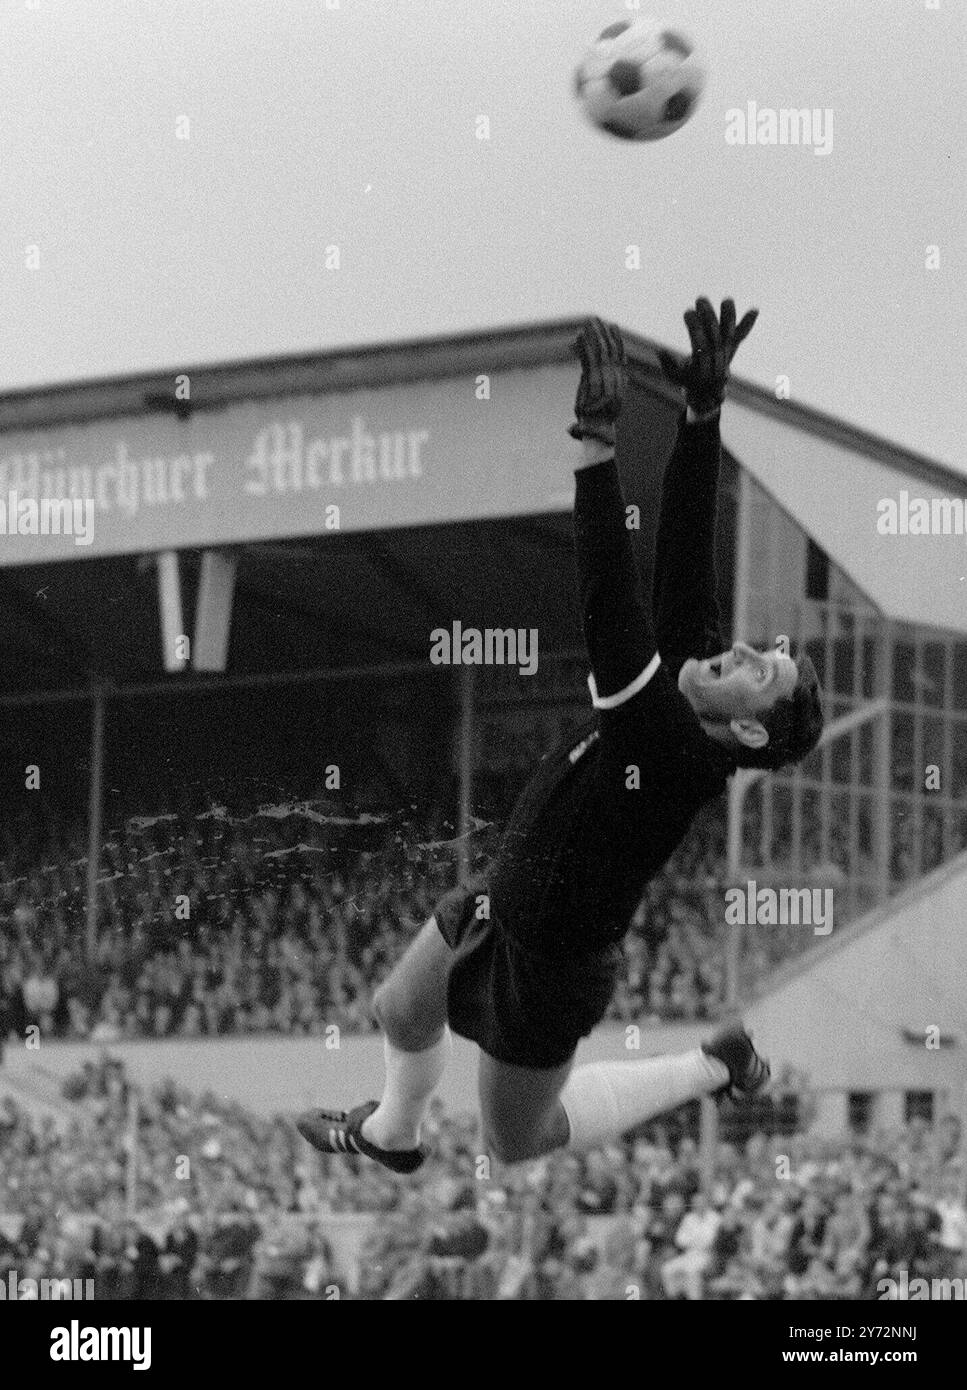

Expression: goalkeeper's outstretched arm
xmin=653 ymin=297 xmax=758 ymax=676
xmin=569 ymin=319 xmax=658 ymax=708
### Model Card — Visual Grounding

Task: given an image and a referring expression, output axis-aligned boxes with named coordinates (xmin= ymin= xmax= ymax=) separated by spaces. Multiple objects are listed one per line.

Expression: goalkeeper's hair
xmin=733 ymin=650 xmax=824 ymax=771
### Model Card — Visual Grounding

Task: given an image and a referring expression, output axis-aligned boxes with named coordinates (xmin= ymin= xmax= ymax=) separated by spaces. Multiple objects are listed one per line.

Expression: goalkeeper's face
xmin=679 ymin=642 xmax=798 ymax=731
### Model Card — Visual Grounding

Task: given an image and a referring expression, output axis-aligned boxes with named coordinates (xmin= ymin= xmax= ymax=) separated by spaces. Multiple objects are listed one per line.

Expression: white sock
xmin=560 ymin=1049 xmax=729 ymax=1152
xmin=363 ymin=1029 xmax=452 ymax=1149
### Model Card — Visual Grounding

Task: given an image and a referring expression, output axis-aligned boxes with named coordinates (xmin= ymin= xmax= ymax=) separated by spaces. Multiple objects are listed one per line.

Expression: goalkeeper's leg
xmin=296 ymin=917 xmax=452 ymax=1170
xmin=478 ymin=1022 xmax=768 ymax=1163
xmin=364 ymin=917 xmax=453 ymax=1148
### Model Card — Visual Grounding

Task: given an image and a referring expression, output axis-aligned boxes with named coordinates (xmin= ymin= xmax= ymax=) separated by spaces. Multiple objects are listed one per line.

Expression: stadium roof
xmin=0 ymin=320 xmax=962 ymax=706
xmin=722 ymin=406 xmax=967 ymax=635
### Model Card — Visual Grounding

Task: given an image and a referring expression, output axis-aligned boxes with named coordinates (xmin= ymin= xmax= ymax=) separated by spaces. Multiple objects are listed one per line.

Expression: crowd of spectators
xmin=1 ymin=1056 xmax=964 ymax=1301
xmin=0 ymin=799 xmax=743 ymax=1043
xmin=0 ymin=803 xmax=454 ymax=1045
xmin=360 ymin=1108 xmax=967 ymax=1301
xmin=0 ymin=1056 xmax=330 ymax=1299
xmin=0 ymin=780 xmax=955 ymax=1046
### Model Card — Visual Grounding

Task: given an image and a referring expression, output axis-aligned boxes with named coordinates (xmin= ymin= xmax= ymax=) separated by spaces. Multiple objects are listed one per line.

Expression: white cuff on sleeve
xmin=587 ymin=651 xmax=661 ymax=709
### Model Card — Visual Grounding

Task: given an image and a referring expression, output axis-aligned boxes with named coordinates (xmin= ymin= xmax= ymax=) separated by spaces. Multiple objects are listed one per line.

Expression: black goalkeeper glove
xmin=656 ymin=297 xmax=758 ymax=420
xmin=568 ymin=317 xmax=626 ymax=448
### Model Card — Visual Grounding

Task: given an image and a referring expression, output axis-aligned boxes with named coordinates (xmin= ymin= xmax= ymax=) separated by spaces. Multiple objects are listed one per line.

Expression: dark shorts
xmin=434 ymin=875 xmax=622 ymax=1070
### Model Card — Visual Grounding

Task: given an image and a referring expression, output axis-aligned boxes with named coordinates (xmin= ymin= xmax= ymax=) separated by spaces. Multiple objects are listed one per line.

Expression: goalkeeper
xmin=298 ymin=299 xmax=823 ymax=1170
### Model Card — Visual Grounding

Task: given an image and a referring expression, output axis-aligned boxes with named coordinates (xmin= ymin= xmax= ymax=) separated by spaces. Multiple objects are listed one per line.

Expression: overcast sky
xmin=1 ymin=0 xmax=963 ymax=472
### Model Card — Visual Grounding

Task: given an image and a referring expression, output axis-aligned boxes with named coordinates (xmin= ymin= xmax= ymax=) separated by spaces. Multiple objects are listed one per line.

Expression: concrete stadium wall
xmin=1 ymin=1021 xmax=708 ymax=1120
xmin=746 ymin=849 xmax=967 ymax=1123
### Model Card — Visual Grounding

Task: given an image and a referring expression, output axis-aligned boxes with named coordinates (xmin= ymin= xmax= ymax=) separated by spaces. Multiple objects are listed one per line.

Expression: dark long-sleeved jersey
xmin=486 ymin=412 xmax=736 ymax=952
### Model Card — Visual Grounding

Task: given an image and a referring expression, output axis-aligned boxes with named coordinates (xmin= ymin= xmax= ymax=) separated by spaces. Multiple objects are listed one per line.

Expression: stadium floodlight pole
xmin=701 ymin=461 xmax=756 ymax=1194
xmin=725 ymin=777 xmax=748 ymax=1008
xmin=85 ymin=677 xmax=106 ymax=963
xmin=125 ymin=1084 xmax=139 ymax=1222
xmin=724 ymin=466 xmax=754 ymax=1012
xmin=456 ymin=663 xmax=476 ymax=876
xmin=873 ymin=620 xmax=894 ymax=906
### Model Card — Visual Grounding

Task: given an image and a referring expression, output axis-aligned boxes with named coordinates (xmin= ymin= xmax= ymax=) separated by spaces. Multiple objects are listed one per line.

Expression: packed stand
xmin=0 ymin=785 xmax=919 ymax=1043
xmin=1 ymin=1057 xmax=964 ymax=1300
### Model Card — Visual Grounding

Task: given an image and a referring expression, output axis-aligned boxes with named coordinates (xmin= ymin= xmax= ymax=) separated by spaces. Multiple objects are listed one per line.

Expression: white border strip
xmin=587 ymin=651 xmax=661 ymax=709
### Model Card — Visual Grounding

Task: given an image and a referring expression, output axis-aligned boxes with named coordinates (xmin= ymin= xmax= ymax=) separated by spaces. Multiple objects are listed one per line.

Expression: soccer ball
xmin=574 ymin=15 xmax=706 ymax=142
